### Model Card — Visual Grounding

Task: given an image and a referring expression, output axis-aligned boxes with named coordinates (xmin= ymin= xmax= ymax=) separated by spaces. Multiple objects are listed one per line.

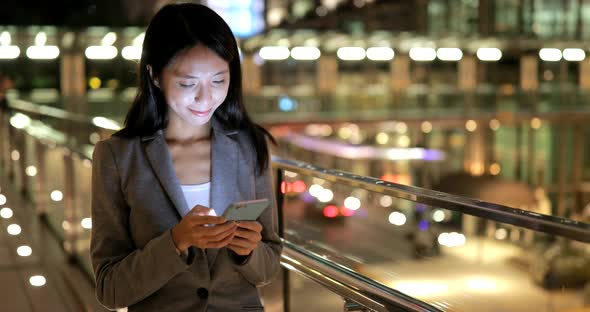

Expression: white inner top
xmin=179 ymin=182 xmax=216 ymax=217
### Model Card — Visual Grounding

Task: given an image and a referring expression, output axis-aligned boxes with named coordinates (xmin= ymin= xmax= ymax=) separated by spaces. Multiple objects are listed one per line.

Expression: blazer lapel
xmin=142 ymin=133 xmax=188 ymax=220
xmin=207 ymin=128 xmax=242 ymax=266
xmin=210 ymin=132 xmax=241 ymax=216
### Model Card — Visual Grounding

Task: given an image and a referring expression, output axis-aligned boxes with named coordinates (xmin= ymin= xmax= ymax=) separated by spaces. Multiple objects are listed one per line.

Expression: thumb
xmin=190 ymin=205 xmax=212 ymax=216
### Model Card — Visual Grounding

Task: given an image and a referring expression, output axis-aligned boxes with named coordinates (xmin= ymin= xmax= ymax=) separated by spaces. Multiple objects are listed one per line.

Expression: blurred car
xmin=530 ymin=239 xmax=590 ymax=289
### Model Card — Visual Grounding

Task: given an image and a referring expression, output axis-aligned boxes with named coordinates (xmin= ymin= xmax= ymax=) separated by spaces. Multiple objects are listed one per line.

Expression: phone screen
xmin=223 ymin=199 xmax=269 ymax=221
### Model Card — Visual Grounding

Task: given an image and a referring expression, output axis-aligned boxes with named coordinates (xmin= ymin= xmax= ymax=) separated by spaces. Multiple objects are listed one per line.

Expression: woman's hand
xmin=228 ymin=221 xmax=263 ymax=256
xmin=171 ymin=205 xmax=237 ymax=252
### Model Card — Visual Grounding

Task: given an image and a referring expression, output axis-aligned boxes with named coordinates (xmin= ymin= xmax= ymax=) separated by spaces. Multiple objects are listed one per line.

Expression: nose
xmin=194 ymin=84 xmax=212 ymax=105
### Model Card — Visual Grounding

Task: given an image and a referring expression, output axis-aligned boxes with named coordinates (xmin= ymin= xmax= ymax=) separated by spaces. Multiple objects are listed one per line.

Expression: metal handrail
xmin=8 ymin=98 xmax=92 ymax=123
xmin=6 ymin=99 xmax=590 ymax=311
xmin=272 ymin=157 xmax=590 ymax=243
xmin=281 ymin=240 xmax=442 ymax=312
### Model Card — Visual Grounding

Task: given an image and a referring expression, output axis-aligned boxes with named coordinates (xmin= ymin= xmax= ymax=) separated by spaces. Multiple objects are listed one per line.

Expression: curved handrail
xmin=281 ymin=240 xmax=442 ymax=312
xmin=8 ymin=98 xmax=92 ymax=123
xmin=7 ymin=98 xmax=122 ymax=131
xmin=5 ymin=98 xmax=590 ymax=311
xmin=272 ymin=156 xmax=590 ymax=243
xmin=10 ymin=99 xmax=589 ymax=241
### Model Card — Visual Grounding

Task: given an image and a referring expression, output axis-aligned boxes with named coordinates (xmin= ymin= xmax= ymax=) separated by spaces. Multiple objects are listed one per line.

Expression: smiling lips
xmin=188 ymin=107 xmax=212 ymax=117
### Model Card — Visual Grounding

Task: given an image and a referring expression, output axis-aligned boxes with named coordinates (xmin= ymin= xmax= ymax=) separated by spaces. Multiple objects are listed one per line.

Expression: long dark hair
xmin=115 ymin=3 xmax=274 ymax=174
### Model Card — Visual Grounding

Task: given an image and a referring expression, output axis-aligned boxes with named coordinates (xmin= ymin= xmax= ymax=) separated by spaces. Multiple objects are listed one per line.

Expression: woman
xmin=90 ymin=4 xmax=282 ymax=311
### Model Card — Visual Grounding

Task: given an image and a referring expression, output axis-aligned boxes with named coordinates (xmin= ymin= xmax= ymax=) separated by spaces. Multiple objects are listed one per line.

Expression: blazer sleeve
xmin=90 ymin=140 xmax=196 ymax=310
xmin=230 ymin=148 xmax=283 ymax=286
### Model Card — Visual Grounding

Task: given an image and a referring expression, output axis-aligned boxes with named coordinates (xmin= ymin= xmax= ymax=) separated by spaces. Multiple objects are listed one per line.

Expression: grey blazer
xmin=90 ymin=118 xmax=282 ymax=311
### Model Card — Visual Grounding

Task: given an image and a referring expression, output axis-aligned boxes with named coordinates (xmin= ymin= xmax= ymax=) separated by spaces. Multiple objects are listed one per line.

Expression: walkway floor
xmin=0 ymin=173 xmax=107 ymax=312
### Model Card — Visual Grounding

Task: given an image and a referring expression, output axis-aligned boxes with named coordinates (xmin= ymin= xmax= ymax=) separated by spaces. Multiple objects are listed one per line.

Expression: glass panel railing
xmin=11 ymin=88 xmax=590 ymax=126
xmin=1 ymin=106 xmax=440 ymax=310
xmin=71 ymin=152 xmax=94 ymax=275
xmin=3 ymin=99 xmax=590 ymax=312
xmin=0 ymin=107 xmax=97 ymax=275
xmin=43 ymin=143 xmax=68 ymax=238
xmin=280 ymin=240 xmax=437 ymax=312
xmin=6 ymin=98 xmax=120 ymax=148
xmin=274 ymin=157 xmax=590 ymax=311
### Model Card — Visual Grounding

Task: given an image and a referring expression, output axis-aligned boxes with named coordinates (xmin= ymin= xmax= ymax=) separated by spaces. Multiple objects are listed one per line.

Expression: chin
xmin=184 ymin=116 xmax=213 ymax=126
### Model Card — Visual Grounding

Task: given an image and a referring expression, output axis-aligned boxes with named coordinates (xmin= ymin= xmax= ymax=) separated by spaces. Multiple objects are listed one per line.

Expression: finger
xmin=204 ymin=232 xmax=235 ymax=249
xmin=233 ymin=228 xmax=262 ymax=242
xmin=198 ymin=221 xmax=236 ymax=235
xmin=190 ymin=205 xmax=212 ymax=215
xmin=190 ymin=215 xmax=227 ymax=226
xmin=236 ymin=221 xmax=263 ymax=232
xmin=228 ymin=237 xmax=255 ymax=249
xmin=204 ymin=223 xmax=237 ymax=241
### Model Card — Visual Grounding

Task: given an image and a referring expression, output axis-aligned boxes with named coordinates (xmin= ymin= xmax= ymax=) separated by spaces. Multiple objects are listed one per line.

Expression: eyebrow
xmin=176 ymin=70 xmax=229 ymax=78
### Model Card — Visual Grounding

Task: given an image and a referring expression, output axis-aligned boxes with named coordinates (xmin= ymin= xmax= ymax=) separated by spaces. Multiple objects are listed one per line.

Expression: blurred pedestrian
xmin=0 ymin=73 xmax=13 ymax=114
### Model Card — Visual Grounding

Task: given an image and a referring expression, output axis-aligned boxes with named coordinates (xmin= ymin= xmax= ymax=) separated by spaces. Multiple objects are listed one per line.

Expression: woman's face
xmin=157 ymin=44 xmax=230 ymax=128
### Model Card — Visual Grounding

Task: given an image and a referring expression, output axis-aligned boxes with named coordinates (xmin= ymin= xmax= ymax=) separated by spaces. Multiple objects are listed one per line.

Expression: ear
xmin=147 ymin=65 xmax=160 ymax=88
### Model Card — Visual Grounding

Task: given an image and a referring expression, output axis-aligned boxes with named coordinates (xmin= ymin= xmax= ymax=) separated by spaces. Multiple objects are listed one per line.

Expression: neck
xmin=164 ymin=116 xmax=211 ymax=144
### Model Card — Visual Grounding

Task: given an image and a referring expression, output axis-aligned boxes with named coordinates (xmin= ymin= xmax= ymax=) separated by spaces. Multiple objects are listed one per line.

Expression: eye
xmin=213 ymin=80 xmax=226 ymax=85
xmin=179 ymin=82 xmax=194 ymax=88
